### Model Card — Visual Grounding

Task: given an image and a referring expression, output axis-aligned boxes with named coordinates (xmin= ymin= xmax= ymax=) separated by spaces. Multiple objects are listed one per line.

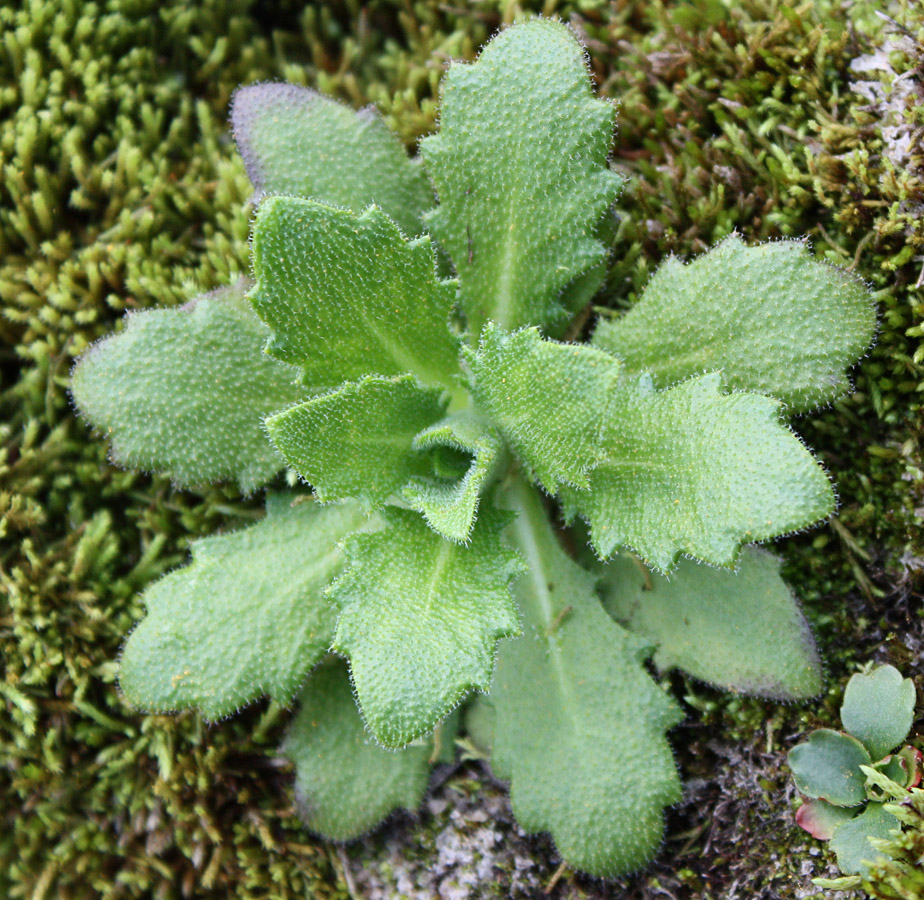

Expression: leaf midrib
xmin=507 ymin=478 xmax=579 ymax=733
xmin=366 ymin=316 xmax=450 ymax=391
xmin=491 ymin=187 xmax=521 ymax=331
xmin=424 ymin=537 xmax=452 ymax=611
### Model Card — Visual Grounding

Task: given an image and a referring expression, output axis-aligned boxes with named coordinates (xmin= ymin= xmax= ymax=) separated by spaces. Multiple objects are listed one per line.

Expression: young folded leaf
xmin=250 ymin=199 xmax=461 ymax=392
xmin=283 ymin=660 xmax=451 ymax=841
xmin=421 ymin=19 xmax=622 ymax=337
xmin=231 ymin=83 xmax=431 ymax=236
xmin=466 ymin=325 xmax=622 ymax=493
xmin=330 ymin=508 xmax=523 ymax=748
xmin=71 ymin=282 xmax=304 ymax=492
xmin=266 ymin=375 xmax=446 ymax=509
xmin=592 ymin=236 xmax=876 ymax=412
xmin=598 ymin=548 xmax=822 ymax=700
xmin=403 ymin=413 xmax=503 ymax=543
xmin=119 ymin=494 xmax=366 ymax=718
xmin=490 ymin=478 xmax=682 ymax=877
xmin=563 ymin=372 xmax=834 ymax=570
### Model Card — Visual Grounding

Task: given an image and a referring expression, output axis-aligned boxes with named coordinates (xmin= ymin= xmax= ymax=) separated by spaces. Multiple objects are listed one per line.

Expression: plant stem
xmin=500 ymin=473 xmax=568 ymax=638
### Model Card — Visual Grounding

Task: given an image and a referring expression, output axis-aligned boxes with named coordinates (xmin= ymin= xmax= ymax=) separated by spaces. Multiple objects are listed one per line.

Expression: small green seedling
xmin=72 ymin=19 xmax=876 ymax=878
xmin=788 ymin=664 xmax=920 ymax=886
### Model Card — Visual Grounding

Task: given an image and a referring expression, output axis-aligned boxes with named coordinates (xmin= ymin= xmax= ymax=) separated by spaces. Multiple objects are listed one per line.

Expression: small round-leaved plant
xmin=789 ymin=664 xmax=920 ymax=887
xmin=72 ymin=18 xmax=877 ymax=878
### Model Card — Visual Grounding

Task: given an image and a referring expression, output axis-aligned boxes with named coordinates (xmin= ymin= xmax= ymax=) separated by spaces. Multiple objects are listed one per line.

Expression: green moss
xmin=863 ymin=781 xmax=924 ymax=900
xmin=2 ymin=0 xmax=922 ymax=897
xmin=0 ymin=1 xmax=345 ymax=897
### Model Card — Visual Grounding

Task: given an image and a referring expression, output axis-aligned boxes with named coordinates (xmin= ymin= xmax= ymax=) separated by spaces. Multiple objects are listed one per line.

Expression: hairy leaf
xmin=330 ymin=508 xmax=522 ymax=748
xmin=283 ymin=659 xmax=443 ymax=841
xmin=557 ymin=209 xmax=620 ymax=323
xmin=599 ymin=548 xmax=822 ymax=700
xmin=563 ymin=372 xmax=834 ymax=570
xmin=840 ymin=665 xmax=916 ymax=760
xmin=119 ymin=494 xmax=366 ymax=718
xmin=592 ymin=236 xmax=876 ymax=412
xmin=789 ymin=729 xmax=872 ymax=807
xmin=420 ymin=19 xmax=622 ymax=336
xmin=491 ymin=478 xmax=682 ymax=877
xmin=467 ymin=325 xmax=622 ymax=492
xmin=829 ymin=803 xmax=896 ymax=876
xmin=266 ymin=375 xmax=445 ymax=508
xmin=71 ymin=282 xmax=304 ymax=492
xmin=231 ymin=83 xmax=431 ymax=236
xmin=403 ymin=412 xmax=503 ymax=542
xmin=250 ymin=199 xmax=461 ymax=391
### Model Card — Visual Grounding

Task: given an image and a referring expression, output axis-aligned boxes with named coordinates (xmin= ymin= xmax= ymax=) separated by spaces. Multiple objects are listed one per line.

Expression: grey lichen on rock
xmin=345 ymin=740 xmax=867 ymax=900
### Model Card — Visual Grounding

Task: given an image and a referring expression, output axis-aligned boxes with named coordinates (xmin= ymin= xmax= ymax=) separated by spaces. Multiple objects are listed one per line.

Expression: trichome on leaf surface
xmin=71 ymin=18 xmax=876 ymax=878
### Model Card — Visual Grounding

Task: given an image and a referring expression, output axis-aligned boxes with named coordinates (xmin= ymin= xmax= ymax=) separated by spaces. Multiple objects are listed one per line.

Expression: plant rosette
xmin=788 ymin=664 xmax=920 ymax=886
xmin=72 ymin=18 xmax=877 ymax=878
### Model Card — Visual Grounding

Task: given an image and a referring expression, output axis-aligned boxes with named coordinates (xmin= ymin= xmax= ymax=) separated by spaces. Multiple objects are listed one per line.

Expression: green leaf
xmin=796 ymin=798 xmax=858 ymax=841
xmin=467 ymin=325 xmax=622 ymax=492
xmin=788 ymin=729 xmax=872 ymax=807
xmin=592 ymin=235 xmax=876 ymax=413
xmin=231 ymin=83 xmax=431 ymax=237
xmin=840 ymin=665 xmax=916 ymax=760
xmin=562 ymin=372 xmax=834 ymax=570
xmin=599 ymin=548 xmax=822 ymax=700
xmin=330 ymin=507 xmax=522 ymax=748
xmin=402 ymin=412 xmax=503 ymax=542
xmin=860 ymin=763 xmax=915 ymax=803
xmin=490 ymin=478 xmax=682 ymax=877
xmin=283 ymin=659 xmax=442 ymax=841
xmin=829 ymin=803 xmax=896 ymax=876
xmin=556 ymin=209 xmax=619 ymax=325
xmin=265 ymin=375 xmax=446 ymax=508
xmin=119 ymin=494 xmax=366 ymax=718
xmin=250 ymin=198 xmax=461 ymax=392
xmin=889 ymin=745 xmax=922 ymax=790
xmin=420 ymin=19 xmax=622 ymax=336
xmin=872 ymin=755 xmax=910 ymax=790
xmin=463 ymin=694 xmax=495 ymax=758
xmin=71 ymin=282 xmax=305 ymax=492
